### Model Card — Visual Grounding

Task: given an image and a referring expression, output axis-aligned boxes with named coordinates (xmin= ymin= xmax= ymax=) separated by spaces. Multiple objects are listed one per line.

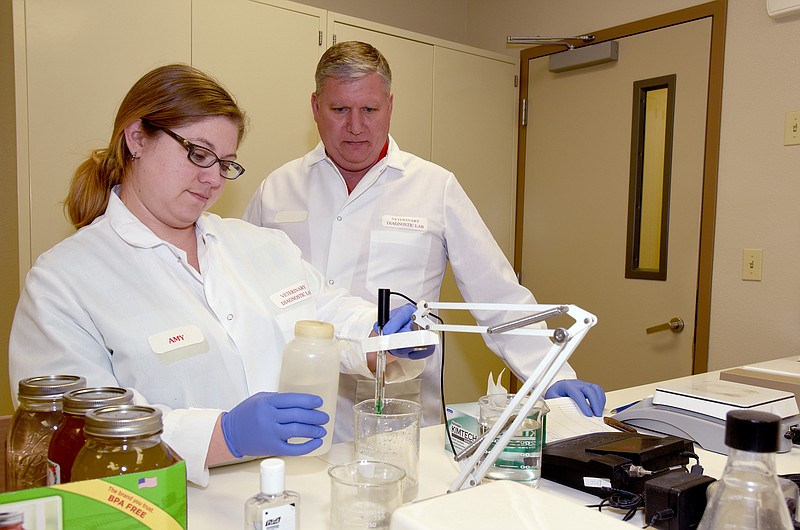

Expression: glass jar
xmin=47 ymin=387 xmax=133 ymax=485
xmin=71 ymin=405 xmax=180 ymax=481
xmin=6 ymin=375 xmax=86 ymax=491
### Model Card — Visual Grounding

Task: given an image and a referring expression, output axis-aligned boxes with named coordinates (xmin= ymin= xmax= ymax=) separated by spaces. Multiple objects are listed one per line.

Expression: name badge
xmin=270 ymin=281 xmax=312 ymax=309
xmin=274 ymin=211 xmax=308 ymax=223
xmin=382 ymin=215 xmax=427 ymax=231
xmin=148 ymin=325 xmax=205 ymax=354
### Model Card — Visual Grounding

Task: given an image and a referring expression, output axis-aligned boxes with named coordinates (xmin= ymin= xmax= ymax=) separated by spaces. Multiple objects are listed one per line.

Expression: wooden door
xmin=518 ymin=4 xmax=725 ymax=391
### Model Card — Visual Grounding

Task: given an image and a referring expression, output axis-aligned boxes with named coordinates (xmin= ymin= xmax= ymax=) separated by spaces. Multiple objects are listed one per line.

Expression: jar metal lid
xmin=63 ymin=387 xmax=134 ymax=415
xmin=84 ymin=404 xmax=163 ymax=438
xmin=18 ymin=375 xmax=86 ymax=401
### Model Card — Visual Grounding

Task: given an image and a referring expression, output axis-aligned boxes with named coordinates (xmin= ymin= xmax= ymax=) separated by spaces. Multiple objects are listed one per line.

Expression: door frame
xmin=513 ymin=0 xmax=727 ymax=375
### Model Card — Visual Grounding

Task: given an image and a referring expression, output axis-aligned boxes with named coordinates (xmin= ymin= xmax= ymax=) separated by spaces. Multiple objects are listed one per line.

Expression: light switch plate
xmin=743 ymin=248 xmax=763 ymax=281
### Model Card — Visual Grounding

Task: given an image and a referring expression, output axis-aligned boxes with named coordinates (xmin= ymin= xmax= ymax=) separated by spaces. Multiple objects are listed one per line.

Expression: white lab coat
xmin=244 ymin=137 xmax=576 ymax=442
xmin=9 ymin=189 xmax=422 ymax=485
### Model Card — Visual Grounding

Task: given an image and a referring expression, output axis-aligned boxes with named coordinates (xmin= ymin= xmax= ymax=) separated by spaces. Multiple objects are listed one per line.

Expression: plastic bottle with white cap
xmin=244 ymin=458 xmax=299 ymax=530
xmin=278 ymin=320 xmax=340 ymax=455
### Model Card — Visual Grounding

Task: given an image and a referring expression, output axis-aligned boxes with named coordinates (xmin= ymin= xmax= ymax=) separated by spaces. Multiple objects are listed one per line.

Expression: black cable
xmin=681 ymin=450 xmax=704 ymax=474
xmin=387 ymin=292 xmax=452 ymax=452
xmin=586 ymin=487 xmax=644 ymax=522
xmin=643 ymin=508 xmax=675 ymax=528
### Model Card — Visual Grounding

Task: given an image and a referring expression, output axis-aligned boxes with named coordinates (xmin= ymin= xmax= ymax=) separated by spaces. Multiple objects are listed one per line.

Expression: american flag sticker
xmin=138 ymin=476 xmax=158 ymax=489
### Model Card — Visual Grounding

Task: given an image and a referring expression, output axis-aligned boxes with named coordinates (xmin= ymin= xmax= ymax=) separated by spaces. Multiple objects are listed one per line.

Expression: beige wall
xmin=1 ymin=0 xmax=19 ymax=414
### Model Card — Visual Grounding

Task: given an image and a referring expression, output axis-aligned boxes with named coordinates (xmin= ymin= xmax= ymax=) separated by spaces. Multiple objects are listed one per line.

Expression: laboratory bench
xmin=188 ymin=369 xmax=800 ymax=528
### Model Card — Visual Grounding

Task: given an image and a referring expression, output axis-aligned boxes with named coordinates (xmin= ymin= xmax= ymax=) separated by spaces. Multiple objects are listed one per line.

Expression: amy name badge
xmin=148 ymin=325 xmax=205 ymax=354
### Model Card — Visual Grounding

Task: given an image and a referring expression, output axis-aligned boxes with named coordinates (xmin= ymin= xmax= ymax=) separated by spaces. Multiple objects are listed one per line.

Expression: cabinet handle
xmin=646 ymin=317 xmax=684 ymax=334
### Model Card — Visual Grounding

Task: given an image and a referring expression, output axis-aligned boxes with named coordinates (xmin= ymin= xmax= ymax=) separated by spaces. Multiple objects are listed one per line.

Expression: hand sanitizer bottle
xmin=244 ymin=458 xmax=299 ymax=530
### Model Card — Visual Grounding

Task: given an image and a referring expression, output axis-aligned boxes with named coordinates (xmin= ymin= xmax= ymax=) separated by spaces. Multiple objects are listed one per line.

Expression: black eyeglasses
xmin=141 ymin=119 xmax=245 ymax=180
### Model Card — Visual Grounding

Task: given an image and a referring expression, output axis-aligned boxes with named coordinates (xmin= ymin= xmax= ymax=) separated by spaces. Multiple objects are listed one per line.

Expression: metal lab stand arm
xmin=411 ymin=302 xmax=597 ymax=492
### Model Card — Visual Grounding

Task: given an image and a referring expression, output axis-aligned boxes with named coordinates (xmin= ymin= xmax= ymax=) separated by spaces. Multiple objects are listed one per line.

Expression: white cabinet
xmin=14 ymin=0 xmax=191 ymax=276
xmin=193 ymin=0 xmax=326 ymax=218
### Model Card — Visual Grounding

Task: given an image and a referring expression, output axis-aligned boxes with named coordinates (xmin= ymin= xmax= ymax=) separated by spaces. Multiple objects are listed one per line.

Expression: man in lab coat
xmin=244 ymin=41 xmax=605 ymax=442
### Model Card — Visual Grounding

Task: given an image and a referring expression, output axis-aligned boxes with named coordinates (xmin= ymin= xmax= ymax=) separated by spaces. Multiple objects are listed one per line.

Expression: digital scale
xmin=612 ymin=378 xmax=800 ymax=454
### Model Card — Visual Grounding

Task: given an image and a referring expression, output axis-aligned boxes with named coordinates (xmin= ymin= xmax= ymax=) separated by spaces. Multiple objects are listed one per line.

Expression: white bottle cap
xmin=260 ymin=458 xmax=285 ymax=495
xmin=294 ymin=320 xmax=334 ymax=339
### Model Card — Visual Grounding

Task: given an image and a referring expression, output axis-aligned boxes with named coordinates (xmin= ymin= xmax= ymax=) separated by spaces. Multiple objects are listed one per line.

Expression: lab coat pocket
xmin=366 ymin=230 xmax=430 ymax=299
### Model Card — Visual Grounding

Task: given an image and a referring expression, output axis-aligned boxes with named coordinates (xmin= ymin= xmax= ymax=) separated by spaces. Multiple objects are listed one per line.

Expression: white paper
xmin=544 ymin=397 xmax=616 ymax=442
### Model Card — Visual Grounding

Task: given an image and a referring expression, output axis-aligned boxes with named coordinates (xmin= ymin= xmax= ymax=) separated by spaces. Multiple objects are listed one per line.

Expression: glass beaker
xmin=328 ymin=460 xmax=405 ymax=530
xmin=353 ymin=398 xmax=421 ymax=502
xmin=478 ymin=393 xmax=548 ymax=487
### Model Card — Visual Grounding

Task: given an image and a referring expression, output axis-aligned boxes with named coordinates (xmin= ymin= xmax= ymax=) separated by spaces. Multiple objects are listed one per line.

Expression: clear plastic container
xmin=71 ymin=404 xmax=180 ymax=481
xmin=6 ymin=375 xmax=86 ymax=491
xmin=47 ymin=386 xmax=133 ymax=485
xmin=698 ymin=409 xmax=793 ymax=529
xmin=277 ymin=320 xmax=339 ymax=456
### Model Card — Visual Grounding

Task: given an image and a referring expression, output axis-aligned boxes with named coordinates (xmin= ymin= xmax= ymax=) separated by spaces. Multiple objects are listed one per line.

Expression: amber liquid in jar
xmin=47 ymin=387 xmax=133 ymax=485
xmin=71 ymin=405 xmax=179 ymax=481
xmin=6 ymin=375 xmax=86 ymax=491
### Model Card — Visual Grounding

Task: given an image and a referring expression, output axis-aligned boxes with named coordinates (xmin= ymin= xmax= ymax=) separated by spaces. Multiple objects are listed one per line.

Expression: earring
xmin=131 ymin=152 xmax=139 ymax=160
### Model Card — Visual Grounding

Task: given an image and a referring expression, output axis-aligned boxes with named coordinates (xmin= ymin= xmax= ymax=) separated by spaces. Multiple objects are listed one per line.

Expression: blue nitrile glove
xmin=221 ymin=392 xmax=329 ymax=458
xmin=373 ymin=303 xmax=435 ymax=360
xmin=545 ymin=379 xmax=606 ymax=417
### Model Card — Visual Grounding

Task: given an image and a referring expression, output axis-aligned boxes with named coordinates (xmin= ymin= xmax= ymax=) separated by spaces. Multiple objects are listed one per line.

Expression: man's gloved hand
xmin=545 ymin=379 xmax=606 ymax=417
xmin=373 ymin=303 xmax=435 ymax=360
xmin=221 ymin=392 xmax=329 ymax=458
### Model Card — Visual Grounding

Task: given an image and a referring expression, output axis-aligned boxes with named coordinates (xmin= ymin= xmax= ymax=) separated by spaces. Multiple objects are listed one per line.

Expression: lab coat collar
xmin=306 ymin=135 xmax=406 ymax=175
xmin=105 ymin=185 xmax=215 ymax=249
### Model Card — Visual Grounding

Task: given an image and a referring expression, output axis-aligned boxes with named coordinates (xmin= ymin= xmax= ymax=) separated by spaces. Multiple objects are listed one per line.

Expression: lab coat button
xmin=227 ymin=314 xmax=234 ymax=321
xmin=336 ymin=216 xmax=342 ymax=221
xmin=328 ymin=280 xmax=334 ymax=285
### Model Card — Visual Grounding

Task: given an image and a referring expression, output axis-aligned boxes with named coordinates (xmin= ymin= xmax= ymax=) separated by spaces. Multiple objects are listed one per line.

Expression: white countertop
xmin=187 ymin=369 xmax=800 ymax=529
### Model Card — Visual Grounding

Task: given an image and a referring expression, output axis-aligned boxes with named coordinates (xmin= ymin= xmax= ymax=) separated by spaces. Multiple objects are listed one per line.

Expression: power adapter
xmin=644 ymin=471 xmax=715 ymax=530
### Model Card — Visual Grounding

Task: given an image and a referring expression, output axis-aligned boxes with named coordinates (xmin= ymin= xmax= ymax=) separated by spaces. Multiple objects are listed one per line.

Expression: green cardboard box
xmin=0 ymin=461 xmax=187 ymax=529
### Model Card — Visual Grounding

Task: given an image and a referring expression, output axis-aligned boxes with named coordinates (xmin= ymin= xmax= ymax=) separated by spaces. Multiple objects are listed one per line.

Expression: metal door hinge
xmin=319 ymin=31 xmax=323 ymax=46
xmin=521 ymin=98 xmax=528 ymax=127
xmin=514 ymin=75 xmax=519 ymax=88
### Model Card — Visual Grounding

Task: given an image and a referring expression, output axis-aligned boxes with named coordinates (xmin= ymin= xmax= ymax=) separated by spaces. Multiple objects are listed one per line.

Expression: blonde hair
xmin=314 ymin=41 xmax=392 ymax=97
xmin=65 ymin=64 xmax=246 ymax=229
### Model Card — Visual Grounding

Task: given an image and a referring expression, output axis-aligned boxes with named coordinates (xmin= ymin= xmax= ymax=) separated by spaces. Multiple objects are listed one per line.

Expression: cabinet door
xmin=18 ymin=0 xmax=191 ymax=270
xmin=193 ymin=0 xmax=326 ymax=218
xmin=330 ymin=21 xmax=434 ymax=160
xmin=432 ymin=48 xmax=519 ymax=403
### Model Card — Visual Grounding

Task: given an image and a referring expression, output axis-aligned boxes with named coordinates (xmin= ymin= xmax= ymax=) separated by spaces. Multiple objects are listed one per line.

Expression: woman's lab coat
xmin=9 ymin=189 xmax=422 ymax=485
xmin=244 ymin=136 xmax=577 ymax=442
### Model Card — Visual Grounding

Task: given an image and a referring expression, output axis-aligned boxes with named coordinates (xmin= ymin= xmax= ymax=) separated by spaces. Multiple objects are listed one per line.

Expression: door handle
xmin=646 ymin=317 xmax=684 ymax=334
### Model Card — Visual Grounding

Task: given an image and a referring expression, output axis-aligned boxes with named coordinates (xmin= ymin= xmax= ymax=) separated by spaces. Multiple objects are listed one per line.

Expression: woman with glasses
xmin=8 ymin=64 xmax=431 ymax=486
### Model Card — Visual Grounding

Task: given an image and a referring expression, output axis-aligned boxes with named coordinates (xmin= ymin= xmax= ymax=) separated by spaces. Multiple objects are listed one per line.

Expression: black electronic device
xmin=541 ymin=431 xmax=695 ymax=496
